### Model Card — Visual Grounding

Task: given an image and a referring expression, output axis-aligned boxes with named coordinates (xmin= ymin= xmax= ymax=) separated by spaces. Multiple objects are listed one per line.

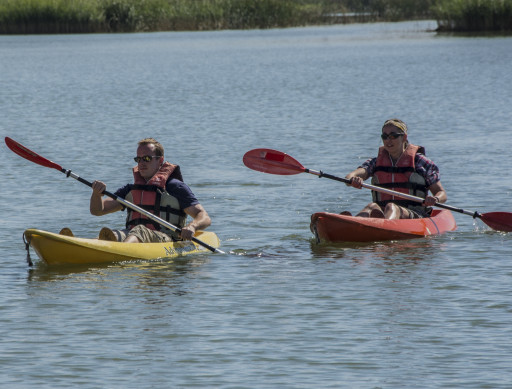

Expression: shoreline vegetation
xmin=0 ymin=0 xmax=510 ymax=35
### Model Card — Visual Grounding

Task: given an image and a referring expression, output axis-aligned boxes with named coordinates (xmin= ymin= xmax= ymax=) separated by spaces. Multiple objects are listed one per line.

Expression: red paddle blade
xmin=5 ymin=137 xmax=62 ymax=171
xmin=480 ymin=212 xmax=512 ymax=232
xmin=243 ymin=148 xmax=306 ymax=175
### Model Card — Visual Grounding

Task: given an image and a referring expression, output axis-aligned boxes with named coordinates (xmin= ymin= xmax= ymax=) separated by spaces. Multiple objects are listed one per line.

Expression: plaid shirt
xmin=360 ymin=153 xmax=440 ymax=187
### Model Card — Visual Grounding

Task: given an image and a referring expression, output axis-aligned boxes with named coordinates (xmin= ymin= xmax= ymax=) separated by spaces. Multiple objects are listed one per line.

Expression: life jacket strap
xmin=373 ymin=166 xmax=415 ymax=174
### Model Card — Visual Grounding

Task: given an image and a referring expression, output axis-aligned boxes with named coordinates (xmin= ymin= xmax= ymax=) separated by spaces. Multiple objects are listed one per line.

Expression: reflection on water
xmin=26 ymin=256 xmax=210 ymax=287
xmin=310 ymin=236 xmax=442 ymax=264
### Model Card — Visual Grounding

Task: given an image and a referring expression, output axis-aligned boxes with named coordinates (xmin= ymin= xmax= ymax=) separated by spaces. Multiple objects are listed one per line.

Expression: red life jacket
xmin=371 ymin=144 xmax=428 ymax=209
xmin=125 ymin=162 xmax=186 ymax=237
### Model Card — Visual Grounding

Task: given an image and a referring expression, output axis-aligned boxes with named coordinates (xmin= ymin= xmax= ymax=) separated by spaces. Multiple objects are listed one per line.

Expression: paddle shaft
xmin=303 ymin=168 xmax=482 ymax=219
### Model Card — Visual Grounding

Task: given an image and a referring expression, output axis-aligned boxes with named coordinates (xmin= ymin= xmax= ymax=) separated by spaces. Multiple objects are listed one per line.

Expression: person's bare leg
xmin=384 ymin=204 xmax=412 ymax=219
xmin=124 ymin=235 xmax=141 ymax=243
xmin=370 ymin=208 xmax=385 ymax=218
xmin=357 ymin=203 xmax=383 ymax=218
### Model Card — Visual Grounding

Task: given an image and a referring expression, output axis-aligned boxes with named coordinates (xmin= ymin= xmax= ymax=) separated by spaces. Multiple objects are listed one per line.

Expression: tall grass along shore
xmin=0 ymin=0 xmax=510 ymax=34
xmin=0 ymin=0 xmax=356 ymax=34
xmin=434 ymin=0 xmax=512 ymax=32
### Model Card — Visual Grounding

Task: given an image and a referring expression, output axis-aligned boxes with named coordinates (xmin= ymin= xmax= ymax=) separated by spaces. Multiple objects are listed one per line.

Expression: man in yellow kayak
xmin=344 ymin=119 xmax=447 ymax=219
xmin=89 ymin=138 xmax=211 ymax=242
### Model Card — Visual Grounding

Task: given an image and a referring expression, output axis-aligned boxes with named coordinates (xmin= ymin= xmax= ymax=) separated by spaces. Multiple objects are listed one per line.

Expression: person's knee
xmin=124 ymin=235 xmax=141 ymax=243
xmin=384 ymin=203 xmax=395 ymax=213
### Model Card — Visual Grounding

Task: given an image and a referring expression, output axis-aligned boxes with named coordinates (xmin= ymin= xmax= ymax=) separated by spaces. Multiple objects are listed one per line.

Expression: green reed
xmin=0 ymin=0 xmax=103 ymax=34
xmin=434 ymin=0 xmax=512 ymax=31
xmin=0 ymin=0 xmax=328 ymax=33
xmin=3 ymin=0 xmax=509 ymax=34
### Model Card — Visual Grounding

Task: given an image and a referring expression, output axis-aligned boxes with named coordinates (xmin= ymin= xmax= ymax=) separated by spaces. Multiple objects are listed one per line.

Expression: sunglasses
xmin=134 ymin=155 xmax=160 ymax=163
xmin=381 ymin=132 xmax=404 ymax=140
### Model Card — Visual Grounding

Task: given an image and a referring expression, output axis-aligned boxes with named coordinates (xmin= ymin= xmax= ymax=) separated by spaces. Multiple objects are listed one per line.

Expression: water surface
xmin=1 ymin=21 xmax=512 ymax=388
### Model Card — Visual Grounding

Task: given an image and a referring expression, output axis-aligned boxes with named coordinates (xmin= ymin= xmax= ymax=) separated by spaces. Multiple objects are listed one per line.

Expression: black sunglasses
xmin=134 ymin=155 xmax=160 ymax=163
xmin=381 ymin=132 xmax=404 ymax=140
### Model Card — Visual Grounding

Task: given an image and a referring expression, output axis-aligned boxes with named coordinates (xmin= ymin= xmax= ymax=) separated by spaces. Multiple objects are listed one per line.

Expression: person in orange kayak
xmin=344 ymin=118 xmax=447 ymax=219
xmin=89 ymin=138 xmax=211 ymax=242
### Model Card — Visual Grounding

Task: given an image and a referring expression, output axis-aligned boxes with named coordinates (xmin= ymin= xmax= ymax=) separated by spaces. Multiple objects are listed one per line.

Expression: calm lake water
xmin=1 ymin=21 xmax=512 ymax=388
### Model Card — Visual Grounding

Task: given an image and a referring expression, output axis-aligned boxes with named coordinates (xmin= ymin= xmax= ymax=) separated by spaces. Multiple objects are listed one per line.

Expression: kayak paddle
xmin=5 ymin=137 xmax=225 ymax=254
xmin=243 ymin=148 xmax=512 ymax=232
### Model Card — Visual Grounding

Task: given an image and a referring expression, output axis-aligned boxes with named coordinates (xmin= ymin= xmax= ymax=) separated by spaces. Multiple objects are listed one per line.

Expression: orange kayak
xmin=310 ymin=209 xmax=457 ymax=243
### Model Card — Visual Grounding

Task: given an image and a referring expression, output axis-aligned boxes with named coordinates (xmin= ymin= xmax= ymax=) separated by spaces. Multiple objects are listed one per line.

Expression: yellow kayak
xmin=23 ymin=228 xmax=221 ymax=266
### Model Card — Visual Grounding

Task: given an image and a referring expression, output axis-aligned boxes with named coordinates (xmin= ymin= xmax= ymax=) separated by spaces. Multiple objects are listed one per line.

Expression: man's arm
xmin=180 ymin=204 xmax=211 ymax=240
xmin=90 ymin=180 xmax=123 ymax=216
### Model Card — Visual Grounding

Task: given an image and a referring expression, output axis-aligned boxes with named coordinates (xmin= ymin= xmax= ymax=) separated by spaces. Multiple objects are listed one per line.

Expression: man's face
xmin=136 ymin=143 xmax=163 ymax=180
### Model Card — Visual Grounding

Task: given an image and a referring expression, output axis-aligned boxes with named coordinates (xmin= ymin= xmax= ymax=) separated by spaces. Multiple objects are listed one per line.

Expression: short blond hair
xmin=138 ymin=138 xmax=164 ymax=156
